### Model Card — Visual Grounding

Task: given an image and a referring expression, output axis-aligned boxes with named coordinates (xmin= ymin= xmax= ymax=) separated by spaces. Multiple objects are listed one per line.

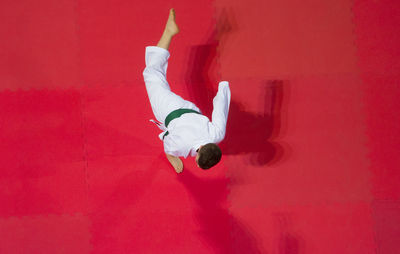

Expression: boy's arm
xmin=166 ymin=153 xmax=184 ymax=173
xmin=211 ymin=81 xmax=231 ymax=143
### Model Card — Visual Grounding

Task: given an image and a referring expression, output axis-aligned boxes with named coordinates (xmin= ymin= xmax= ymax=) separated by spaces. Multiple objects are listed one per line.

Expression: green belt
xmin=163 ymin=108 xmax=201 ymax=139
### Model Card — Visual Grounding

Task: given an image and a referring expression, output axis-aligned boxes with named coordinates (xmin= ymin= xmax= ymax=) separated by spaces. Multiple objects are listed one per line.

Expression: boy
xmin=143 ymin=8 xmax=231 ymax=173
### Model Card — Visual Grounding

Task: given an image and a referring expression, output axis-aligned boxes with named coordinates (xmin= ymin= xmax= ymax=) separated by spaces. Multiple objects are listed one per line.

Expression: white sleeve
xmin=211 ymin=81 xmax=231 ymax=143
xmin=163 ymin=134 xmax=190 ymax=158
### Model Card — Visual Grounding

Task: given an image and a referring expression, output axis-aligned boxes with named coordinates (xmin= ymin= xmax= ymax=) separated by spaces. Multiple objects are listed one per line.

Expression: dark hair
xmin=197 ymin=143 xmax=222 ymax=170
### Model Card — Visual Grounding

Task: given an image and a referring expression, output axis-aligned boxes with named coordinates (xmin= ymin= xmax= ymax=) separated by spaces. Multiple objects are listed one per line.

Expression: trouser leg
xmin=143 ymin=46 xmax=197 ymax=123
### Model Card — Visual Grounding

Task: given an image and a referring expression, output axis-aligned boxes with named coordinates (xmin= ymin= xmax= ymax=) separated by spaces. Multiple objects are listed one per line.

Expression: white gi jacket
xmin=163 ymin=81 xmax=231 ymax=158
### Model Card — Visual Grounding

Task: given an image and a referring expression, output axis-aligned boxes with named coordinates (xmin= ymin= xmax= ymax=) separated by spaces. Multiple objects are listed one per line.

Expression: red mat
xmin=1 ymin=0 xmax=399 ymax=253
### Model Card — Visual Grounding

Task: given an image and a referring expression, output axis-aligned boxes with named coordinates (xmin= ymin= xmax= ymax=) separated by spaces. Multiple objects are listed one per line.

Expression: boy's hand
xmin=166 ymin=154 xmax=184 ymax=173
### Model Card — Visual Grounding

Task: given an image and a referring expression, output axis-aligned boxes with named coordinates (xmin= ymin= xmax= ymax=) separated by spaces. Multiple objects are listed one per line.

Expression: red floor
xmin=1 ymin=0 xmax=399 ymax=253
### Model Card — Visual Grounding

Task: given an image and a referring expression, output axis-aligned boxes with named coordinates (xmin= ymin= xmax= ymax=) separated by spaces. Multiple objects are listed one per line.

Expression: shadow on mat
xmin=274 ymin=213 xmax=306 ymax=254
xmin=178 ymin=170 xmax=264 ymax=254
xmin=183 ymin=9 xmax=290 ymax=166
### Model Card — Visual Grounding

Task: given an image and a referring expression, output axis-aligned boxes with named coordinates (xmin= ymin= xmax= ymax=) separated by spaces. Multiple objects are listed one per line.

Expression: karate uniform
xmin=143 ymin=46 xmax=231 ymax=158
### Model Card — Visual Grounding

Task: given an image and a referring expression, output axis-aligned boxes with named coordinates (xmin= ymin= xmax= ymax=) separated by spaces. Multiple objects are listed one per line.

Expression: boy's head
xmin=195 ymin=143 xmax=222 ymax=170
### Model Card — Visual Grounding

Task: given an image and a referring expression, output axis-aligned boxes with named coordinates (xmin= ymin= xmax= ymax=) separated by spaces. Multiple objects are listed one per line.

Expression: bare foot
xmin=164 ymin=8 xmax=180 ymax=36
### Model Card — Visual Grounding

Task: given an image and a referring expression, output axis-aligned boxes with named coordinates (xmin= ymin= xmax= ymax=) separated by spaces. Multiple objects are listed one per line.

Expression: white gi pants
xmin=143 ymin=46 xmax=201 ymax=129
